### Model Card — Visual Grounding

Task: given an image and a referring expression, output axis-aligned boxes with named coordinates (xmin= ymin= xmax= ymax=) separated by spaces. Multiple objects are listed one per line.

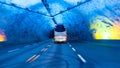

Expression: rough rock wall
xmin=0 ymin=0 xmax=120 ymax=44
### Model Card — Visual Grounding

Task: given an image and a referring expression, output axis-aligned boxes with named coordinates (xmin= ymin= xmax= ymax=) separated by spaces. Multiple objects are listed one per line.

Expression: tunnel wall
xmin=54 ymin=0 xmax=120 ymax=41
xmin=0 ymin=0 xmax=120 ymax=45
xmin=0 ymin=3 xmax=55 ymax=44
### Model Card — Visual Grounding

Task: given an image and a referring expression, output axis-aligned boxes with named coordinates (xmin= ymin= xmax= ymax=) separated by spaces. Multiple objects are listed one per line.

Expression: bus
xmin=54 ymin=24 xmax=67 ymax=43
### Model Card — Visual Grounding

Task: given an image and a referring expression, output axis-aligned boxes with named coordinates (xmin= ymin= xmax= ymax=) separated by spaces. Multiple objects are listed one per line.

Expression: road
xmin=0 ymin=40 xmax=120 ymax=68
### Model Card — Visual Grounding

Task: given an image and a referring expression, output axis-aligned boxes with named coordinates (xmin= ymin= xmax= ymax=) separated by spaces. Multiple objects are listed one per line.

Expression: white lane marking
xmin=41 ymin=44 xmax=52 ymax=52
xmin=67 ymin=42 xmax=72 ymax=47
xmin=69 ymin=44 xmax=72 ymax=47
xmin=26 ymin=42 xmax=53 ymax=63
xmin=43 ymin=48 xmax=48 ymax=52
xmin=67 ymin=42 xmax=87 ymax=63
xmin=41 ymin=48 xmax=48 ymax=52
xmin=26 ymin=55 xmax=36 ymax=62
xmin=8 ymin=48 xmax=19 ymax=53
xmin=41 ymin=48 xmax=45 ymax=51
xmin=29 ymin=55 xmax=40 ymax=63
xmin=78 ymin=54 xmax=86 ymax=63
xmin=72 ymin=48 xmax=76 ymax=51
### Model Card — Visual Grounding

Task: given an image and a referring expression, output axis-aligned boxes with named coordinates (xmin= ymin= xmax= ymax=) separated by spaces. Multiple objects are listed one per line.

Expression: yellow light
xmin=93 ymin=31 xmax=111 ymax=39
xmin=90 ymin=16 xmax=120 ymax=40
xmin=109 ymin=22 xmax=120 ymax=39
xmin=0 ymin=30 xmax=6 ymax=42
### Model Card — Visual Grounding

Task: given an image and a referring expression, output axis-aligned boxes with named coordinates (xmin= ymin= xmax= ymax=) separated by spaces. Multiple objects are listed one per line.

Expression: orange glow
xmin=90 ymin=16 xmax=120 ymax=40
xmin=109 ymin=22 xmax=120 ymax=39
xmin=0 ymin=30 xmax=6 ymax=42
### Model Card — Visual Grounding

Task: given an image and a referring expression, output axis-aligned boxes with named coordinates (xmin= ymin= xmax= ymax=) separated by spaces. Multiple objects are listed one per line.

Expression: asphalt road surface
xmin=0 ymin=40 xmax=120 ymax=68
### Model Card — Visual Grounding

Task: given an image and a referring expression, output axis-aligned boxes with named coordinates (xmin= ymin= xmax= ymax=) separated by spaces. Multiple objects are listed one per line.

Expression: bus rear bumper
xmin=54 ymin=36 xmax=67 ymax=43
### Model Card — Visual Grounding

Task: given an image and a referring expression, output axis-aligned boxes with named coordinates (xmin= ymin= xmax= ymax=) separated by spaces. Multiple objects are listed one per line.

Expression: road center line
xmin=26 ymin=42 xmax=54 ymax=63
xmin=67 ymin=42 xmax=87 ymax=63
xmin=29 ymin=55 xmax=40 ymax=63
xmin=41 ymin=48 xmax=45 ymax=51
xmin=43 ymin=48 xmax=48 ymax=51
xmin=26 ymin=55 xmax=37 ymax=62
xmin=78 ymin=54 xmax=86 ymax=63
xmin=72 ymin=47 xmax=76 ymax=51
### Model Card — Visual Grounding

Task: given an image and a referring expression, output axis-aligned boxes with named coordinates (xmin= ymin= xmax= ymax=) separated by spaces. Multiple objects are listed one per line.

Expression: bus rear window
xmin=55 ymin=25 xmax=66 ymax=32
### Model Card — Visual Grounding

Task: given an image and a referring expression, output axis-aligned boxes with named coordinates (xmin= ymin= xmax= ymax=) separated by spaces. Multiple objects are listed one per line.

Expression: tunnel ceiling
xmin=0 ymin=0 xmax=120 ymax=44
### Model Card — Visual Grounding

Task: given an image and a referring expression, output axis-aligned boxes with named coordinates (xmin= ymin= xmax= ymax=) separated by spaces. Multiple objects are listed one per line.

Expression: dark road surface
xmin=0 ymin=40 xmax=120 ymax=68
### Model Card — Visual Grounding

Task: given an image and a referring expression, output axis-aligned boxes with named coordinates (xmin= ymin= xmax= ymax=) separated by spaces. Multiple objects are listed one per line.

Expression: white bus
xmin=54 ymin=24 xmax=67 ymax=43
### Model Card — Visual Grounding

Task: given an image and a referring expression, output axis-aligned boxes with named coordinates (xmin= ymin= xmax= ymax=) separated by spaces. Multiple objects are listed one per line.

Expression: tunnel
xmin=0 ymin=0 xmax=120 ymax=68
